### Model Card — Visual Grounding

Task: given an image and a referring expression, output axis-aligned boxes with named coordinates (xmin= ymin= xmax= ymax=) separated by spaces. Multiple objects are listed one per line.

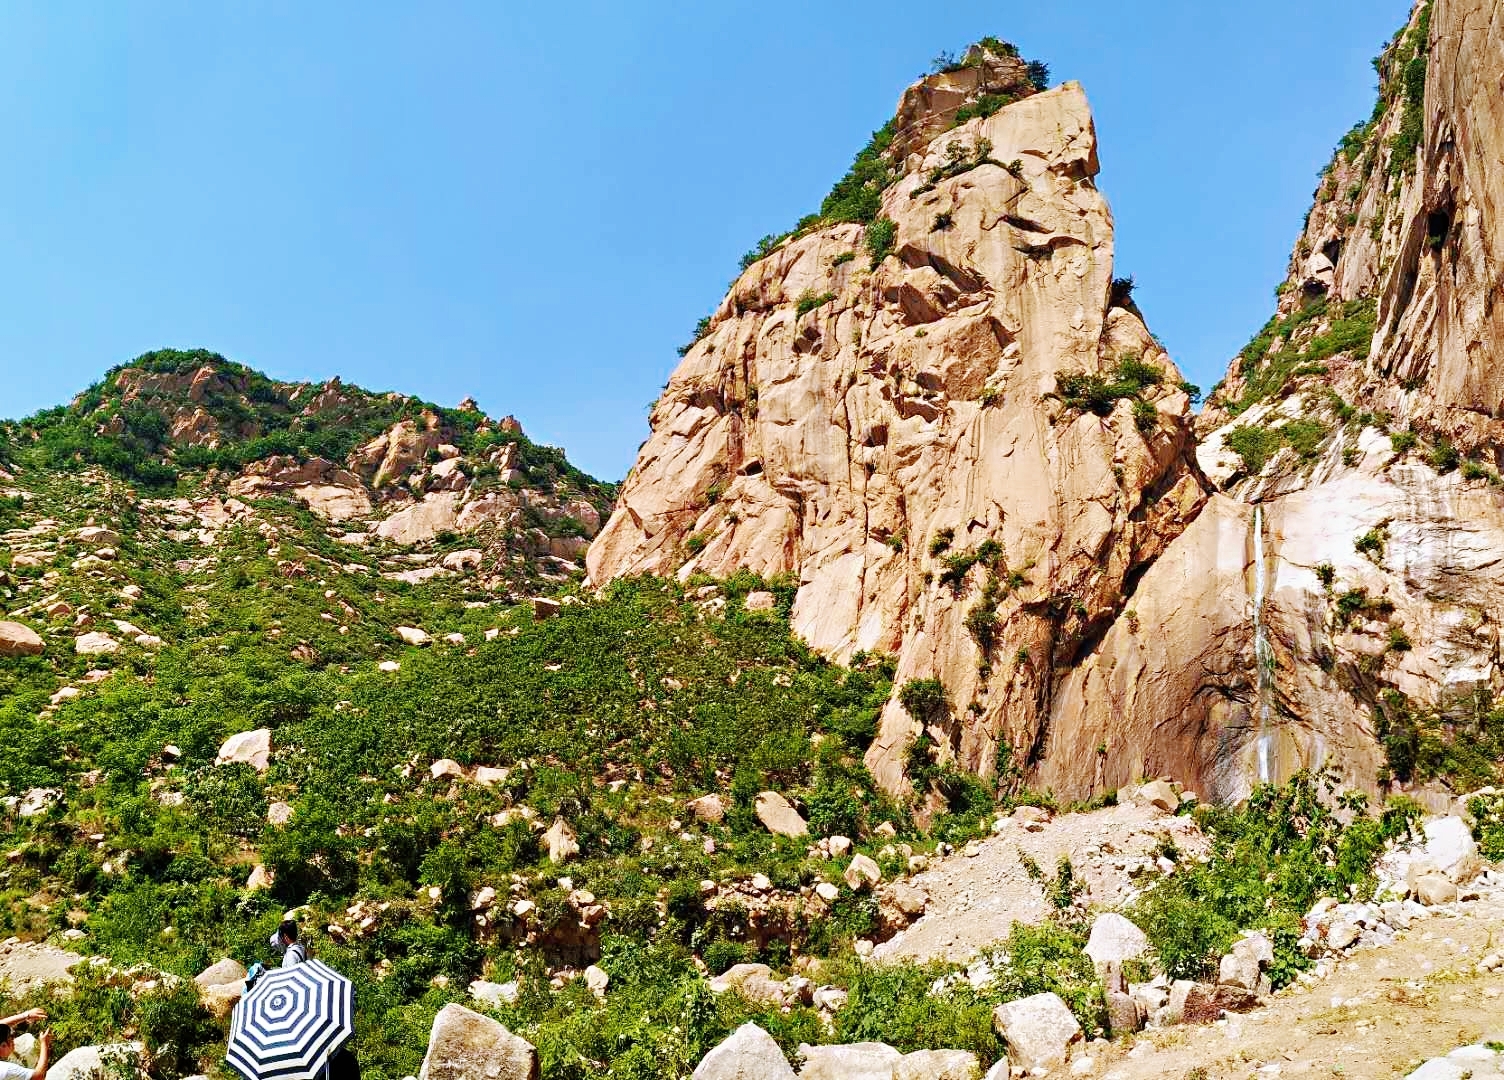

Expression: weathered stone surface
xmin=544 ymin=817 xmax=579 ymax=863
xmin=396 ymin=626 xmax=432 ymax=646
xmin=1105 ymin=990 xmax=1143 ymax=1037
xmin=692 ymin=1023 xmax=796 ymax=1080
xmin=992 ymin=992 xmax=1081 ymax=1070
xmin=687 ymin=793 xmax=726 ymax=824
xmin=418 ymin=1003 xmax=539 ymax=1080
xmin=588 ymin=79 xmax=1205 ymax=797
xmin=893 ymin=1049 xmax=983 ymax=1080
xmin=49 ymin=1043 xmax=146 ymax=1080
xmin=375 ymin=492 xmax=463 ymax=545
xmin=843 ymin=854 xmax=882 ymax=892
xmin=1084 ymin=913 xmax=1148 ymax=965
xmin=797 ymin=1042 xmax=902 ymax=1080
xmin=74 ymin=631 xmax=120 ymax=655
xmin=0 ymin=620 xmax=45 ymax=657
xmin=194 ymin=958 xmax=247 ymax=987
xmin=216 ymin=728 xmax=272 ymax=772
xmin=755 ymin=791 xmax=808 ymax=838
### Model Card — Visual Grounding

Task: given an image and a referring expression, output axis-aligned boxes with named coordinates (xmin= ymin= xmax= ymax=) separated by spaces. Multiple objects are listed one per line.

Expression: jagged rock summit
xmin=589 ymin=41 xmax=1206 ymax=794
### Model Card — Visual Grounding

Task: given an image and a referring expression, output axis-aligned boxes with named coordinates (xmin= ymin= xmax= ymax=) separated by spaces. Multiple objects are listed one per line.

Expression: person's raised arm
xmin=0 ymin=1011 xmax=45 ymax=1030
xmin=29 ymin=1030 xmax=52 ymax=1080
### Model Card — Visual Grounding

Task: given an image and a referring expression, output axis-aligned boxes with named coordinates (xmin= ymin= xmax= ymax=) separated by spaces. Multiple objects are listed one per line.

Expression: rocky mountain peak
xmin=887 ymin=37 xmax=1046 ymax=163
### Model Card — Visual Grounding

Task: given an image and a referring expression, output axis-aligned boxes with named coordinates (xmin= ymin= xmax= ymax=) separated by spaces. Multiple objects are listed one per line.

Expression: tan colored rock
xmin=687 ymin=793 xmax=726 ymax=824
xmin=375 ymin=492 xmax=464 ymax=545
xmin=1134 ymin=780 xmax=1181 ymax=814
xmin=692 ymin=1023 xmax=796 ymax=1080
xmin=267 ymin=801 xmax=294 ymax=826
xmin=544 ymin=817 xmax=579 ymax=863
xmin=532 ymin=597 xmax=562 ymax=621
xmin=588 ymin=81 xmax=1205 ymax=797
xmin=474 ymin=766 xmax=509 ymax=787
xmin=743 ymin=591 xmax=776 ymax=613
xmin=992 ymin=992 xmax=1081 ymax=1071
xmin=216 ymin=728 xmax=272 ymax=772
xmin=74 ymin=631 xmax=120 ymax=656
xmin=396 ymin=626 xmax=432 ymax=646
xmin=418 ymin=1003 xmax=539 ymax=1080
xmin=894 ymin=1049 xmax=983 ymax=1080
xmin=75 ymin=526 xmax=120 ymax=547
xmin=1415 ymin=873 xmax=1459 ymax=906
xmin=245 ymin=865 xmax=274 ymax=891
xmin=441 ymin=549 xmax=484 ymax=573
xmin=843 ymin=853 xmax=882 ymax=892
xmin=227 ymin=457 xmax=371 ymax=522
xmin=796 ymin=1042 xmax=901 ymax=1080
xmin=430 ymin=758 xmax=465 ymax=781
xmin=754 ymin=791 xmax=808 ymax=837
xmin=0 ymin=621 xmax=45 ymax=657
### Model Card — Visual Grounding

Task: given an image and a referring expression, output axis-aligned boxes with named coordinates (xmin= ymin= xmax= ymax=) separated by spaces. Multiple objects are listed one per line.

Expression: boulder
xmin=687 ymin=793 xmax=726 ymax=824
xmin=843 ymin=854 xmax=882 ymax=891
xmin=1415 ymin=873 xmax=1460 ymax=906
xmin=430 ymin=759 xmax=465 ymax=781
xmin=74 ymin=631 xmax=120 ymax=655
xmin=544 ymin=817 xmax=579 ymax=863
xmin=796 ymin=1042 xmax=902 ymax=1079
xmin=744 ymin=591 xmax=777 ymax=613
xmin=216 ymin=728 xmax=272 ymax=772
xmin=888 ymin=882 xmax=928 ymax=918
xmin=1083 ymin=913 xmax=1148 ymax=966
xmin=533 ymin=598 xmax=562 ymax=621
xmin=441 ymin=549 xmax=484 ymax=573
xmin=815 ymin=882 xmax=841 ymax=903
xmin=1421 ymin=816 xmax=1482 ymax=883
xmin=1105 ymin=990 xmax=1143 ymax=1036
xmin=194 ymin=958 xmax=247 ymax=987
xmin=982 ymin=1062 xmax=1011 ymax=1080
xmin=46 ymin=684 xmax=77 ymax=707
xmin=76 ymin=526 xmax=120 ymax=547
xmin=894 ymin=1050 xmax=983 ymax=1080
xmin=469 ymin=980 xmax=520 ymax=1008
xmin=418 ymin=1003 xmax=539 ymax=1080
xmin=199 ymin=979 xmax=246 ymax=1019
xmin=1134 ymin=780 xmax=1181 ymax=813
xmin=992 ymin=992 xmax=1081 ymax=1071
xmin=18 ymin=788 xmax=59 ymax=817
xmin=49 ymin=1044 xmax=145 ymax=1080
xmin=755 ymin=791 xmax=809 ymax=838
xmin=246 ymin=865 xmax=274 ymax=891
xmin=474 ymin=767 xmax=510 ymax=787
xmin=827 ymin=835 xmax=853 ymax=858
xmin=268 ymin=801 xmax=294 ymax=826
xmin=691 ymin=1023 xmax=795 ymax=1080
xmin=0 ymin=621 xmax=45 ymax=657
xmin=396 ymin=626 xmax=432 ymax=646
xmin=379 ymin=660 xmax=401 ymax=672
xmin=584 ymin=964 xmax=609 ymax=997
xmin=1218 ymin=949 xmax=1262 ymax=991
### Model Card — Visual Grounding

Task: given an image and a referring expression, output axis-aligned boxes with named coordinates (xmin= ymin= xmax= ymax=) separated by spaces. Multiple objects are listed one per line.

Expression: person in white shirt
xmin=0 ymin=1009 xmax=53 ymax=1080
xmin=269 ymin=920 xmax=307 ymax=967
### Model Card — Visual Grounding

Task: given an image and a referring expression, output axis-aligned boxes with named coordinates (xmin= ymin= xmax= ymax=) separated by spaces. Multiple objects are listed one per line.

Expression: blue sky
xmin=0 ymin=1 xmax=1410 ymax=481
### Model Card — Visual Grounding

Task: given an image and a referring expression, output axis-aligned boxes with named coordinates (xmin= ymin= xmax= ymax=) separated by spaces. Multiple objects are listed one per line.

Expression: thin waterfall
xmin=1252 ymin=504 xmax=1276 ymax=782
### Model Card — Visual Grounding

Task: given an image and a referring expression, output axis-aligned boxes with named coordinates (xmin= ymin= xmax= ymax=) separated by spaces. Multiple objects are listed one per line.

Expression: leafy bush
xmin=865 ymin=217 xmax=897 ymax=268
xmin=897 ymin=678 xmax=948 ymax=724
xmin=795 ymin=291 xmax=837 ymax=316
xmin=1131 ymin=773 xmax=1418 ymax=982
xmin=1054 ymin=356 xmax=1163 ymax=418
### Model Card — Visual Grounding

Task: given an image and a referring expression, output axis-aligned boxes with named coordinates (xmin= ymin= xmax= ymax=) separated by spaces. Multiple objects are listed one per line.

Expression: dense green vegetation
xmin=1223 ymin=418 xmax=1331 ymax=476
xmin=1053 ymin=356 xmax=1163 ymax=419
xmin=1130 ymin=772 xmax=1418 ymax=984
xmin=1225 ymin=298 xmax=1377 ymax=415
xmin=1387 ymin=3 xmax=1433 ymax=179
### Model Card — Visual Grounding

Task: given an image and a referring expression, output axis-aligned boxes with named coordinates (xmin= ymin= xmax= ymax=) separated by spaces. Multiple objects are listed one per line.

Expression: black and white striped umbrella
xmin=225 ymin=960 xmax=354 ymax=1080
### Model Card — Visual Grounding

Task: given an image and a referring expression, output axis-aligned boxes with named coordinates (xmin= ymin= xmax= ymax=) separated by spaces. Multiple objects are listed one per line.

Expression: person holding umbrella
xmin=225 ymin=957 xmax=359 ymax=1080
xmin=0 ymin=1008 xmax=54 ymax=1080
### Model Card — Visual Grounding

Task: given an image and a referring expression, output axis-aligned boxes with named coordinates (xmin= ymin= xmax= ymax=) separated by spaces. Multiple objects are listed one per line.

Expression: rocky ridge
xmin=591 ymin=1 xmax=1504 ymax=807
xmin=588 ymin=51 xmax=1206 ymax=796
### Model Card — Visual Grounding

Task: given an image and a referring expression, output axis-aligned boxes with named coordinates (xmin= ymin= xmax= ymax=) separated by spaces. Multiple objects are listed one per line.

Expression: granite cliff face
xmin=587 ymin=55 xmax=1207 ymax=794
xmin=596 ymin=4 xmax=1504 ymax=805
xmin=1046 ymin=0 xmax=1504 ymax=804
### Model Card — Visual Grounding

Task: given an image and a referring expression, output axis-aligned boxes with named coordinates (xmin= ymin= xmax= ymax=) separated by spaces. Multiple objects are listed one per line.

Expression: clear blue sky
xmin=0 ymin=1 xmax=1410 ymax=481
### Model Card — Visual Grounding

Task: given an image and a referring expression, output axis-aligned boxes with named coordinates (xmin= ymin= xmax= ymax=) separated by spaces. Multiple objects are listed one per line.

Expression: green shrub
xmin=897 ymin=678 xmax=948 ymax=724
xmin=1354 ymin=528 xmax=1385 ymax=561
xmin=795 ymin=290 xmax=837 ymax=316
xmin=865 ymin=217 xmax=897 ymax=268
xmin=1391 ymin=430 xmax=1418 ymax=453
xmin=1224 ymin=426 xmax=1284 ymax=475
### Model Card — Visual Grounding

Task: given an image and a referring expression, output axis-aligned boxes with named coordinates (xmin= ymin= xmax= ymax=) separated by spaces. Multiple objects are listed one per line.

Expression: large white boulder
xmin=216 ymin=728 xmax=272 ymax=772
xmin=691 ymin=1023 xmax=795 ymax=1079
xmin=418 ymin=1003 xmax=539 ymax=1080
xmin=50 ymin=1044 xmax=145 ymax=1080
xmin=895 ymin=1050 xmax=983 ymax=1080
xmin=992 ymin=992 xmax=1081 ymax=1071
xmin=797 ymin=1042 xmax=901 ymax=1080
xmin=1422 ymin=816 xmax=1481 ymax=883
xmin=754 ymin=791 xmax=808 ymax=838
xmin=1083 ymin=913 xmax=1148 ymax=965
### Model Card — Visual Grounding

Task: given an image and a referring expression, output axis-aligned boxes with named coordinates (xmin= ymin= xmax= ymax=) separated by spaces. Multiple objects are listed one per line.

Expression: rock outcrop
xmin=1046 ymin=0 xmax=1504 ymax=802
xmin=418 ymin=1004 xmax=540 ymax=1080
xmin=589 ymin=68 xmax=1204 ymax=793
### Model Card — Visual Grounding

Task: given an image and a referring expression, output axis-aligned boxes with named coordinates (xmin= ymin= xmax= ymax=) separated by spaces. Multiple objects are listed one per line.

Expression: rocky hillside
xmin=1045 ymin=0 xmax=1504 ymax=805
xmin=2 ymin=350 xmax=613 ymax=594
xmin=588 ymin=42 xmax=1207 ymax=800
xmin=592 ymin=3 xmax=1504 ymax=809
